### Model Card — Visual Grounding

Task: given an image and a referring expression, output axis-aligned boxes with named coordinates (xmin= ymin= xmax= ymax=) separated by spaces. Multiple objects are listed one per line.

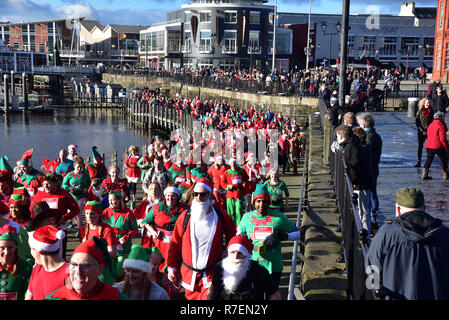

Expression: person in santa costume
xmin=114 ymin=244 xmax=169 ymax=300
xmin=26 ymin=225 xmax=68 ymax=300
xmin=167 ymin=178 xmax=236 ymax=300
xmin=237 ymin=184 xmax=299 ymax=290
xmin=62 ymin=157 xmax=91 ymax=236
xmin=15 ymin=149 xmax=44 ymax=198
xmin=30 ymin=174 xmax=80 ymax=259
xmin=141 ymin=186 xmax=188 ymax=272
xmin=101 ymin=165 xmax=129 ymax=203
xmin=66 ymin=144 xmax=80 ymax=162
xmin=46 ymin=237 xmax=128 ymax=300
xmin=207 ymin=155 xmax=229 ymax=212
xmin=0 ymin=156 xmax=24 ymax=206
xmin=102 ymin=190 xmax=138 ymax=280
xmin=79 ymin=201 xmax=118 ymax=285
xmin=207 ymin=234 xmax=281 ymax=300
xmin=0 ymin=224 xmax=33 ymax=300
xmin=222 ymin=157 xmax=249 ymax=226
xmin=85 ymin=146 xmax=107 ymax=182
xmin=124 ymin=145 xmax=141 ymax=209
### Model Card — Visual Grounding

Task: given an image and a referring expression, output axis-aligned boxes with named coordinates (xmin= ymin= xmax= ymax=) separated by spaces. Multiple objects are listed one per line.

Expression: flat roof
xmin=0 ymin=17 xmax=86 ymax=27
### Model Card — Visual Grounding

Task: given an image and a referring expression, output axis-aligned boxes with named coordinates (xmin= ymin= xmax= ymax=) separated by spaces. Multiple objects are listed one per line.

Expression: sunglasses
xmin=193 ymin=192 xmax=209 ymax=199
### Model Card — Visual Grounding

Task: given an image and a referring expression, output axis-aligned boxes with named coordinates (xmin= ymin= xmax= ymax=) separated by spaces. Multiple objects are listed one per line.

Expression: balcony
xmin=222 ymin=46 xmax=237 ymax=54
xmin=378 ymin=49 xmax=396 ymax=56
xmin=181 ymin=44 xmax=192 ymax=54
xmin=248 ymin=47 xmax=261 ymax=55
xmin=59 ymin=50 xmax=86 ymax=58
xmin=110 ymin=49 xmax=139 ymax=57
xmin=199 ymin=44 xmax=212 ymax=54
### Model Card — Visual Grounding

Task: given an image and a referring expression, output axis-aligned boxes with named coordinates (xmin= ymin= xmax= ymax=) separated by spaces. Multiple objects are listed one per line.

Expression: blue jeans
xmin=370 ymin=176 xmax=379 ymax=221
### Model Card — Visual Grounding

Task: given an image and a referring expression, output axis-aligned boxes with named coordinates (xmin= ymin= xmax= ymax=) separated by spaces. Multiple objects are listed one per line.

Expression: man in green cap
xmin=237 ymin=184 xmax=300 ymax=291
xmin=0 ymin=224 xmax=33 ymax=300
xmin=366 ymin=187 xmax=449 ymax=300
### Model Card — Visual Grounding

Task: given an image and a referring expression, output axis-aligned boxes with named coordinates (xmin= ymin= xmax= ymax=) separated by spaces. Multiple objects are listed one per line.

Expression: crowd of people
xmin=0 ymin=92 xmax=308 ymax=300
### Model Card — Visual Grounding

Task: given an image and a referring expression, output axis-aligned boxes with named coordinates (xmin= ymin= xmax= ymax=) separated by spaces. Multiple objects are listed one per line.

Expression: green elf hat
xmin=8 ymin=194 xmax=25 ymax=206
xmin=91 ymin=146 xmax=103 ymax=163
xmin=0 ymin=224 xmax=18 ymax=243
xmin=190 ymin=167 xmax=203 ymax=182
xmin=0 ymin=156 xmax=13 ymax=174
xmin=19 ymin=148 xmax=34 ymax=166
xmin=252 ymin=184 xmax=271 ymax=205
xmin=109 ymin=190 xmax=123 ymax=199
xmin=151 ymin=246 xmax=164 ymax=261
xmin=84 ymin=200 xmax=104 ymax=215
xmin=123 ymin=244 xmax=152 ymax=273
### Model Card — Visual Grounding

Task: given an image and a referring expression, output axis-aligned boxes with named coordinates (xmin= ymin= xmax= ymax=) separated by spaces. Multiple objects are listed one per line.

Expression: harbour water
xmin=0 ymin=109 xmax=150 ymax=169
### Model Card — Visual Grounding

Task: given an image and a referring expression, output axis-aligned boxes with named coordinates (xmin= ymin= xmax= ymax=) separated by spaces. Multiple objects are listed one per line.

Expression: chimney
xmin=399 ymin=2 xmax=415 ymax=16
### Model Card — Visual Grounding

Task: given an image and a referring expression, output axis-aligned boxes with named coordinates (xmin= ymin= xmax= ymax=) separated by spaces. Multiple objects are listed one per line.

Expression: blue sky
xmin=1 ymin=0 xmax=437 ymax=26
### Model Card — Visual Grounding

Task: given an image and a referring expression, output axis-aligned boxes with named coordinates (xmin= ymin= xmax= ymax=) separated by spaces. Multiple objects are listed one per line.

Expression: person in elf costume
xmin=15 ymin=149 xmax=44 ymax=199
xmin=141 ymin=186 xmax=188 ymax=272
xmin=79 ymin=201 xmax=118 ymax=285
xmin=46 ymin=237 xmax=128 ymax=300
xmin=168 ymin=154 xmax=187 ymax=186
xmin=222 ymin=157 xmax=249 ymax=226
xmin=124 ymin=145 xmax=141 ymax=209
xmin=7 ymin=194 xmax=31 ymax=230
xmin=237 ymin=184 xmax=300 ymax=291
xmin=102 ymin=191 xmax=138 ymax=280
xmin=101 ymin=165 xmax=129 ymax=202
xmin=85 ymin=146 xmax=107 ymax=182
xmin=242 ymin=152 xmax=262 ymax=213
xmin=264 ymin=168 xmax=289 ymax=212
xmin=0 ymin=156 xmax=23 ymax=206
xmin=149 ymin=247 xmax=181 ymax=299
xmin=0 ymin=224 xmax=33 ymax=300
xmin=137 ymin=145 xmax=155 ymax=181
xmin=62 ymin=157 xmax=91 ymax=235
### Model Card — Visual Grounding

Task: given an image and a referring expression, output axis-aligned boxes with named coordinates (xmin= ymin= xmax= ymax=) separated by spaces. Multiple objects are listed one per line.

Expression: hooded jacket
xmin=366 ymin=211 xmax=449 ymax=300
xmin=425 ymin=119 xmax=449 ymax=151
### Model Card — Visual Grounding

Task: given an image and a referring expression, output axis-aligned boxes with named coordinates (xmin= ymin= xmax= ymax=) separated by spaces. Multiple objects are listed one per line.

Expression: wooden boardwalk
xmin=65 ymin=158 xmax=306 ymax=300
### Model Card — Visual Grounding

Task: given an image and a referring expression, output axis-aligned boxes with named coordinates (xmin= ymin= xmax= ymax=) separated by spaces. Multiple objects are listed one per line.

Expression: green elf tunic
xmin=237 ymin=208 xmax=296 ymax=274
xmin=0 ymin=258 xmax=33 ymax=300
xmin=223 ymin=167 xmax=249 ymax=226
xmin=137 ymin=155 xmax=153 ymax=181
xmin=62 ymin=171 xmax=91 ymax=201
xmin=168 ymin=164 xmax=187 ymax=185
xmin=264 ymin=180 xmax=289 ymax=211
xmin=102 ymin=207 xmax=138 ymax=279
xmin=15 ymin=169 xmax=44 ymax=198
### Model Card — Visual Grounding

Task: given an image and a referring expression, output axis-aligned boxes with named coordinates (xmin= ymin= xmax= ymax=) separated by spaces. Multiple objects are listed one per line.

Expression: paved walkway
xmin=373 ymin=111 xmax=449 ymax=227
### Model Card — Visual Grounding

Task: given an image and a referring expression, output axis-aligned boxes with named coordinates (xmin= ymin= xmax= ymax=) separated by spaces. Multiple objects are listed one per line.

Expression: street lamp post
xmin=321 ymin=21 xmax=341 ymax=68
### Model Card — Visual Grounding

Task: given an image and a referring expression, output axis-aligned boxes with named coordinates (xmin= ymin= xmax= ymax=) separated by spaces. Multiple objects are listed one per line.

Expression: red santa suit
xmin=242 ymin=162 xmax=261 ymax=195
xmin=30 ymin=188 xmax=80 ymax=222
xmin=124 ymin=154 xmax=141 ymax=183
xmin=167 ymin=207 xmax=236 ymax=300
xmin=207 ymin=163 xmax=229 ymax=211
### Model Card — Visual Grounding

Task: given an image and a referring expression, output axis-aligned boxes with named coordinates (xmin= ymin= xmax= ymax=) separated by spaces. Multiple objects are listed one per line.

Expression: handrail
xmin=287 ymin=145 xmax=308 ymax=300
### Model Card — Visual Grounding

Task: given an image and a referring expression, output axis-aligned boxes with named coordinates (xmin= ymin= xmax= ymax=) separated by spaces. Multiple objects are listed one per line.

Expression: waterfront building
xmin=0 ymin=40 xmax=49 ymax=73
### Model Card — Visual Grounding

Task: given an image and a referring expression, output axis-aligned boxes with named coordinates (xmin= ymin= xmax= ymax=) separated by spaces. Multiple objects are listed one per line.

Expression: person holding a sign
xmin=237 ymin=184 xmax=299 ymax=290
xmin=0 ymin=224 xmax=33 ymax=300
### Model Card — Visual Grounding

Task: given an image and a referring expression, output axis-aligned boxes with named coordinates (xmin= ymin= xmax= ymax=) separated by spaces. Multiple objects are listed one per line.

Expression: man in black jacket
xmin=366 ymin=188 xmax=449 ymax=300
xmin=357 ymin=113 xmax=382 ymax=228
xmin=431 ymin=85 xmax=449 ymax=114
xmin=334 ymin=125 xmax=373 ymax=234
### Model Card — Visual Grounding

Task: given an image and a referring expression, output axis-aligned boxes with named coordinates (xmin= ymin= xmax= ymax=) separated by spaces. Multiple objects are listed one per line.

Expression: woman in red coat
xmin=422 ymin=111 xmax=449 ymax=180
xmin=125 ymin=146 xmax=141 ymax=208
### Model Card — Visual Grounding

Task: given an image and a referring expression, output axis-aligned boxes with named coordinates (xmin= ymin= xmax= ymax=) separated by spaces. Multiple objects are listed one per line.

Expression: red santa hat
xmin=193 ymin=177 xmax=213 ymax=194
xmin=29 ymin=225 xmax=65 ymax=252
xmin=72 ymin=237 xmax=113 ymax=274
xmin=19 ymin=149 xmax=34 ymax=166
xmin=227 ymin=235 xmax=253 ymax=258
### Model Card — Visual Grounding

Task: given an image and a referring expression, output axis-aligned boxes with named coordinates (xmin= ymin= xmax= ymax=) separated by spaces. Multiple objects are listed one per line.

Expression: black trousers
xmin=417 ymin=131 xmax=426 ymax=161
xmin=424 ymin=148 xmax=448 ymax=170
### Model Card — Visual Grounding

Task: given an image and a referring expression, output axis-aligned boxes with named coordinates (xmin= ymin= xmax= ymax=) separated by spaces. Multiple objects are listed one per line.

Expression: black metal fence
xmin=319 ymin=99 xmax=375 ymax=300
xmin=105 ymin=68 xmax=320 ymax=97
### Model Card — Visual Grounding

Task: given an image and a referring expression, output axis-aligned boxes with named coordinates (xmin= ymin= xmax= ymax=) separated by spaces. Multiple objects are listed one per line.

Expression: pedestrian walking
xmin=414 ymin=97 xmax=434 ymax=168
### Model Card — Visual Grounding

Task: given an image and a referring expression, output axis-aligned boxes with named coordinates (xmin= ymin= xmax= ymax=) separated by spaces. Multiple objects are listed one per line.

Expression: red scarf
xmin=422 ymin=106 xmax=432 ymax=117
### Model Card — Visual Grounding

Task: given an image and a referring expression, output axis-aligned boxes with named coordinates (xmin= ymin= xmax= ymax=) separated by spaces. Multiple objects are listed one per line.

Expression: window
xmin=222 ymin=30 xmax=237 ymax=54
xmin=200 ymin=12 xmax=211 ymax=23
xmin=198 ymin=58 xmax=213 ymax=68
xmin=225 ymin=11 xmax=237 ymax=24
xmin=248 ymin=31 xmax=260 ymax=53
xmin=182 ymin=31 xmax=192 ymax=53
xmin=380 ymin=37 xmax=397 ymax=56
xmin=269 ymin=13 xmax=274 ymax=25
xmin=185 ymin=12 xmax=193 ymax=23
xmin=348 ymin=35 xmax=355 ymax=55
xmin=424 ymin=37 xmax=434 ymax=56
xmin=200 ymin=30 xmax=212 ymax=53
xmin=38 ymin=43 xmax=45 ymax=52
xmin=445 ymin=58 xmax=449 ymax=70
xmin=250 ymin=12 xmax=260 ymax=24
xmin=401 ymin=37 xmax=420 ymax=55
xmin=362 ymin=36 xmax=376 ymax=56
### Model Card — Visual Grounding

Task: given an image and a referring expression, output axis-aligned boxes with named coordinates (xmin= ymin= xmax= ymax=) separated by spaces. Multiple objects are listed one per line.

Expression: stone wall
xmin=102 ymin=73 xmax=319 ymax=117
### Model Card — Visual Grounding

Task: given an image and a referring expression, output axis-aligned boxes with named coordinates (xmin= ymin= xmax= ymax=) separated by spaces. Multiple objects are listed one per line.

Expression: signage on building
xmin=359 ymin=25 xmax=399 ymax=35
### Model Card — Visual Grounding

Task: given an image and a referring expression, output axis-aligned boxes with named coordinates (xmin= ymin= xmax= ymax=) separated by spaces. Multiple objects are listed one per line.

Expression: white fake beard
xmin=222 ymin=256 xmax=251 ymax=294
xmin=190 ymin=199 xmax=211 ymax=221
